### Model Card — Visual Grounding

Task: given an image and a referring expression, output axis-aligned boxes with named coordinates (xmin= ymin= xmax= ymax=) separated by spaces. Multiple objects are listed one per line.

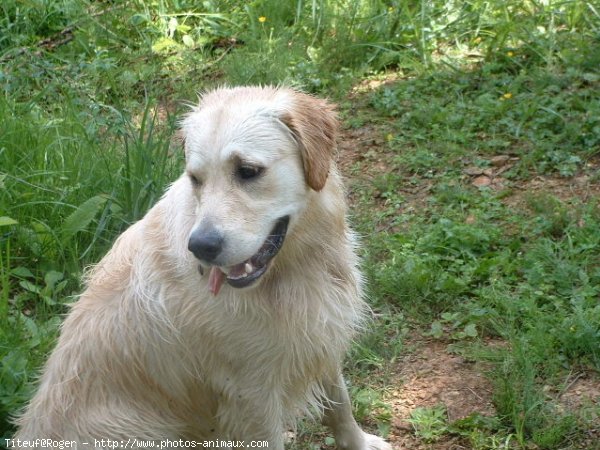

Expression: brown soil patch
xmin=504 ymin=172 xmax=600 ymax=208
xmin=386 ymin=339 xmax=495 ymax=450
xmin=558 ymin=371 xmax=600 ymax=414
xmin=336 ymin=124 xmax=391 ymax=179
xmin=338 ymin=124 xmax=435 ymax=234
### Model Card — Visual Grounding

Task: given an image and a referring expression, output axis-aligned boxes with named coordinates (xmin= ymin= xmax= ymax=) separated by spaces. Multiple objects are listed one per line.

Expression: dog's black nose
xmin=188 ymin=228 xmax=224 ymax=262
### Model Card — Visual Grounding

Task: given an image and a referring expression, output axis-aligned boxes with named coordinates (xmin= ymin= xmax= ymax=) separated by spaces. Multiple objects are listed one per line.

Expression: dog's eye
xmin=189 ymin=173 xmax=201 ymax=187
xmin=237 ymin=165 xmax=264 ymax=181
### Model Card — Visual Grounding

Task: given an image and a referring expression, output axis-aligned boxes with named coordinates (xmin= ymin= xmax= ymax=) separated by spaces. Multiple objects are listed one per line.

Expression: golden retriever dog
xmin=14 ymin=86 xmax=390 ymax=450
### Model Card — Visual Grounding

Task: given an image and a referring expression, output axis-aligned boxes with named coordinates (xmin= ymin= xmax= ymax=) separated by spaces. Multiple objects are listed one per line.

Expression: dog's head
xmin=180 ymin=86 xmax=338 ymax=295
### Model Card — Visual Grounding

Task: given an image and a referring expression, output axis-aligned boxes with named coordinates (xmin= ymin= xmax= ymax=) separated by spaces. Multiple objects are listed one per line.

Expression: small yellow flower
xmin=386 ymin=133 xmax=394 ymax=142
xmin=388 ymin=6 xmax=394 ymax=13
xmin=502 ymin=92 xmax=513 ymax=100
xmin=507 ymin=51 xmax=514 ymax=57
xmin=473 ymin=37 xmax=482 ymax=44
xmin=258 ymin=16 xmax=267 ymax=23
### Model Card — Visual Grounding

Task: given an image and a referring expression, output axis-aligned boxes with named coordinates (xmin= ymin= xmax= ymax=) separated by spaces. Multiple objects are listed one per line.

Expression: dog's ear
xmin=280 ymin=92 xmax=338 ymax=191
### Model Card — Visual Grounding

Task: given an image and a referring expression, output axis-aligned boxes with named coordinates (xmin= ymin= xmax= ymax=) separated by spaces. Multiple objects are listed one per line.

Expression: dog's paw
xmin=362 ymin=432 xmax=392 ymax=450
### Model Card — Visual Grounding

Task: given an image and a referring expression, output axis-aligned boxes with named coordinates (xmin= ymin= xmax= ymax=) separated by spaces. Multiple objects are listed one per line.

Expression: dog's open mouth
xmin=206 ymin=216 xmax=290 ymax=295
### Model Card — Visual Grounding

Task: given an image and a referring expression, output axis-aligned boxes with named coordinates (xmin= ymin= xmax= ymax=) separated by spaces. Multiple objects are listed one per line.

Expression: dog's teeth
xmin=244 ymin=262 xmax=253 ymax=274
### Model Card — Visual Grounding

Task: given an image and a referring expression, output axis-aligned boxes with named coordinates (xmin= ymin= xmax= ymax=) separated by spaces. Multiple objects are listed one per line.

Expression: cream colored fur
xmin=14 ymin=86 xmax=391 ymax=450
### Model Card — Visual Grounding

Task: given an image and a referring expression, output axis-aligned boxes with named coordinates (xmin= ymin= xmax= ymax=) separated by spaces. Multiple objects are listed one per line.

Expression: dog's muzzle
xmin=189 ymin=216 xmax=290 ymax=295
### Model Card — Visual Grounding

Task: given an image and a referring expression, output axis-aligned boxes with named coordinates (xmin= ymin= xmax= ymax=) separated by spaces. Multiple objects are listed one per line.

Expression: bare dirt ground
xmin=336 ymin=104 xmax=600 ymax=448
xmin=386 ymin=339 xmax=496 ymax=449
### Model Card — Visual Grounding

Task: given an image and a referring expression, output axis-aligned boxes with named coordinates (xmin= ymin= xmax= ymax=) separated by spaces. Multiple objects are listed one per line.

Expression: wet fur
xmin=15 ymin=87 xmax=390 ymax=450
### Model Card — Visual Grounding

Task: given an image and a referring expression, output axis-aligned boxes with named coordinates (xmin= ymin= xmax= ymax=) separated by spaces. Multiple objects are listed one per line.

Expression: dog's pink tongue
xmin=208 ymin=267 xmax=225 ymax=296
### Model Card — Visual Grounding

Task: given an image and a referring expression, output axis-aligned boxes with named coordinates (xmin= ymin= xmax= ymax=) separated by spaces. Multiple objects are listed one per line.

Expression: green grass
xmin=351 ymin=71 xmax=600 ymax=450
xmin=1 ymin=0 xmax=600 ymax=447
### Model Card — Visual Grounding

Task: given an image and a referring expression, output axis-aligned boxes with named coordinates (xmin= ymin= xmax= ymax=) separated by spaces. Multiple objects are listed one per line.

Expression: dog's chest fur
xmin=162 ymin=245 xmax=360 ymax=406
xmin=126 ymin=176 xmax=364 ymax=423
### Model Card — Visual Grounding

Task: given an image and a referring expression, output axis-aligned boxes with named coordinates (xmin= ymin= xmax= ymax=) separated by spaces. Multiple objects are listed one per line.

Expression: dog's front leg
xmin=215 ymin=394 xmax=285 ymax=450
xmin=322 ymin=374 xmax=391 ymax=450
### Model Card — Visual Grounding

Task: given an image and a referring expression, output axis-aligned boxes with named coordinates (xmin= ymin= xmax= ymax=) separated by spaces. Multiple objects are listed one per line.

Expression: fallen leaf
xmin=464 ymin=166 xmax=484 ymax=176
xmin=472 ymin=175 xmax=491 ymax=187
xmin=490 ymin=155 xmax=510 ymax=167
